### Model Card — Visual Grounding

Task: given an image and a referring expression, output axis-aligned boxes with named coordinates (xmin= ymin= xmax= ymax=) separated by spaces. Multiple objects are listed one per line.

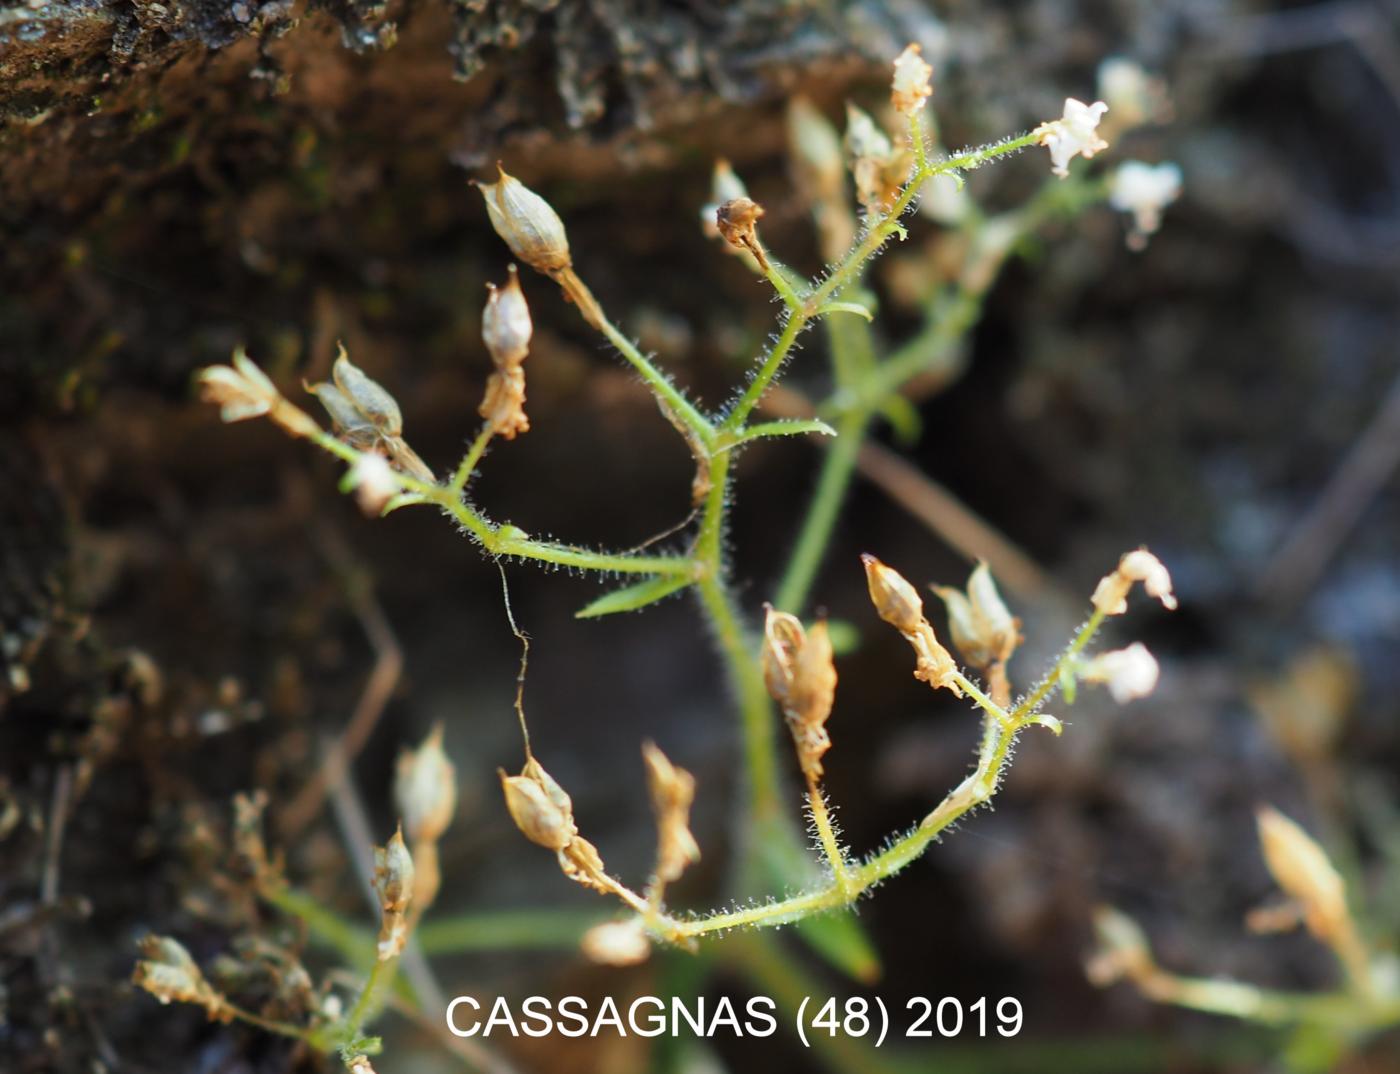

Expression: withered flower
xmin=762 ymin=608 xmax=837 ymax=779
xmin=642 ymin=741 xmax=701 ymax=886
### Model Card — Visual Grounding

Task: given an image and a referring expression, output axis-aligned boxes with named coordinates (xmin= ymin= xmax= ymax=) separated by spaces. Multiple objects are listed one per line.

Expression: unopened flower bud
xmin=891 ymin=43 xmax=933 ymax=115
xmin=861 ymin=554 xmax=924 ymax=634
xmin=581 ymin=919 xmax=652 ymax=966
xmin=1081 ymin=642 xmax=1159 ymax=703
xmin=1085 ymin=906 xmax=1156 ymax=987
xmin=500 ymin=766 xmax=574 ymax=851
xmin=482 ymin=266 xmax=532 ymax=368
xmin=475 ymin=165 xmax=572 ymax=274
xmin=1256 ymin=806 xmax=1351 ymax=946
xmin=395 ymin=724 xmax=457 ymax=846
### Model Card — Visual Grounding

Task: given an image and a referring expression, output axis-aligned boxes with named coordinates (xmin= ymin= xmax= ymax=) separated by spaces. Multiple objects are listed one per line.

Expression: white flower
xmin=1109 ymin=161 xmax=1182 ymax=247
xmin=580 ymin=919 xmax=651 ymax=966
xmin=891 ymin=43 xmax=933 ymax=115
xmin=1082 ymin=642 xmax=1160 ymax=703
xmin=346 ymin=452 xmax=399 ymax=516
xmin=1091 ymin=547 xmax=1178 ymax=615
xmin=1036 ymin=98 xmax=1109 ymax=178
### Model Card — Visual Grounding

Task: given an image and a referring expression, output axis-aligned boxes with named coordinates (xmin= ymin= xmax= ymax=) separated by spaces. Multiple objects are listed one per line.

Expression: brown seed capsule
xmin=715 ymin=197 xmax=770 ymax=270
xmin=475 ymin=165 xmax=572 ymax=274
xmin=500 ymin=768 xmax=574 ymax=851
xmin=372 ymin=826 xmax=415 ymax=961
xmin=861 ymin=554 xmax=925 ymax=635
xmin=1255 ymin=806 xmax=1350 ymax=946
xmin=331 ymin=348 xmax=403 ymax=436
xmin=395 ymin=724 xmax=457 ymax=846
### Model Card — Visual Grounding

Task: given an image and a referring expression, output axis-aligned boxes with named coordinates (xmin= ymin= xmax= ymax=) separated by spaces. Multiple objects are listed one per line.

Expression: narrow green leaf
xmin=813 ymin=300 xmax=874 ymax=322
xmin=739 ymin=419 xmax=837 ymax=444
xmin=575 ymin=575 xmax=693 ymax=618
xmin=875 ymin=393 xmax=922 ymax=445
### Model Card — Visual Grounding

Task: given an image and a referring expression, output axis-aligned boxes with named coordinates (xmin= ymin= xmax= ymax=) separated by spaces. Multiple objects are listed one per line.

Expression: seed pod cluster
xmin=479 ymin=266 xmax=533 ymax=439
xmin=761 ymin=608 xmax=837 ymax=779
xmin=132 ymin=935 xmax=233 ymax=1021
xmin=862 ymin=554 xmax=962 ymax=696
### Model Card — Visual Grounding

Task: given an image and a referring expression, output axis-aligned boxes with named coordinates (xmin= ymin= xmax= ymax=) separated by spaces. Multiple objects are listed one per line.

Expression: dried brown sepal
xmin=642 ymin=742 xmax=701 ymax=886
xmin=1091 ymin=548 xmax=1177 ymax=616
xmin=372 ymin=826 xmax=414 ymax=961
xmin=762 ymin=609 xmax=837 ymax=779
xmin=862 ymin=554 xmax=962 ymax=697
xmin=474 ymin=165 xmax=572 ymax=274
xmin=844 ymin=104 xmax=909 ymax=214
xmin=133 ymin=935 xmax=234 ymax=1022
xmin=479 ymin=367 xmax=529 ymax=440
xmin=231 ymin=790 xmax=282 ymax=890
xmin=197 ymin=350 xmax=321 ymax=439
xmin=715 ymin=197 xmax=771 ymax=271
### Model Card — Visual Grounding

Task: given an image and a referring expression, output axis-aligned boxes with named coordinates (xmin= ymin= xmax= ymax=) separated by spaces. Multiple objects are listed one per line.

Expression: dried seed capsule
xmin=715 ymin=197 xmax=770 ymax=270
xmin=395 ymin=724 xmax=457 ymax=846
xmin=331 ymin=349 xmax=403 ymax=436
xmin=1255 ymin=806 xmax=1351 ymax=946
xmin=372 ymin=826 xmax=415 ymax=960
xmin=861 ymin=554 xmax=924 ymax=634
xmin=482 ymin=266 xmax=532 ymax=368
xmin=475 ymin=165 xmax=572 ymax=274
xmin=500 ymin=768 xmax=574 ymax=850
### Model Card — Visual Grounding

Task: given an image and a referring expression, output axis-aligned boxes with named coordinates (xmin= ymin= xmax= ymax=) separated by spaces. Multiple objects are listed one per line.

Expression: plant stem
xmin=597 ymin=315 xmax=715 ymax=448
xmin=449 ymin=425 xmax=495 ymax=494
xmin=311 ymin=431 xmax=695 ymax=576
xmin=805 ymin=774 xmax=853 ymax=894
xmin=1010 ymin=608 xmax=1106 ymax=721
xmin=773 ymin=405 xmax=869 ymax=613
